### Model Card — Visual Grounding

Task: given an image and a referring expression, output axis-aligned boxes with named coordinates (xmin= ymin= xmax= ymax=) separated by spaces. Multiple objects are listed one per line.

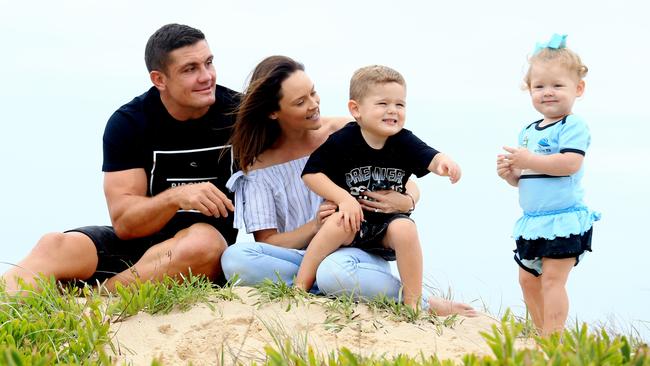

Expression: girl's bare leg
xmin=519 ymin=267 xmax=544 ymax=333
xmin=540 ymin=257 xmax=575 ymax=336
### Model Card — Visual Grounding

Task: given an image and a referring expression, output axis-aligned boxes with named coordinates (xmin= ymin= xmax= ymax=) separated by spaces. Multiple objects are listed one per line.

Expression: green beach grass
xmin=1 ymin=274 xmax=648 ymax=365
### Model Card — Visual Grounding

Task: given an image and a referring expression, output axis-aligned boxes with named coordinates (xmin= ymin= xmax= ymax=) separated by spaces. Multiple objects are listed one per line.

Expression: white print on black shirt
xmin=150 ymin=145 xmax=233 ymax=212
xmin=345 ymin=166 xmax=406 ymax=198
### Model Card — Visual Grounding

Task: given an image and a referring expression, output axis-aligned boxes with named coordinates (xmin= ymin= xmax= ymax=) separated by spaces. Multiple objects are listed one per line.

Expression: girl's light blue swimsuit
xmin=514 ymin=115 xmax=600 ymax=240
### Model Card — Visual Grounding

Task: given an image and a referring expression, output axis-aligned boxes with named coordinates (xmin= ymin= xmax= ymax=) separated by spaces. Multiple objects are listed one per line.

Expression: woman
xmin=222 ymin=56 xmax=475 ymax=316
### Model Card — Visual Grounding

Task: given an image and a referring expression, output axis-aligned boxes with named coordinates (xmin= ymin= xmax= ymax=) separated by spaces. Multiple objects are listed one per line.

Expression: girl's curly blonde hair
xmin=524 ymin=47 xmax=588 ymax=89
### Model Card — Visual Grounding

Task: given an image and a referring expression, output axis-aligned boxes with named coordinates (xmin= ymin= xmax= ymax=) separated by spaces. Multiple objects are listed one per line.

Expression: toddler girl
xmin=497 ymin=34 xmax=600 ymax=336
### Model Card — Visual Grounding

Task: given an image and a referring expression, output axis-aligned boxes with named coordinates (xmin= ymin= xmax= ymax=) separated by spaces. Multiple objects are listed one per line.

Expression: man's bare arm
xmin=104 ymin=169 xmax=233 ymax=239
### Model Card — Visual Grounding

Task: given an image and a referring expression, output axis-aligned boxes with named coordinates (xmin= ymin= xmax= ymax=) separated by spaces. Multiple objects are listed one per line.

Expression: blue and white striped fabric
xmin=226 ymin=156 xmax=323 ymax=234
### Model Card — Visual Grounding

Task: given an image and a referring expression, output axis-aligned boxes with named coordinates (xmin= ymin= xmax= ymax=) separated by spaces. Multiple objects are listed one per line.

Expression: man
xmin=2 ymin=24 xmax=238 ymax=292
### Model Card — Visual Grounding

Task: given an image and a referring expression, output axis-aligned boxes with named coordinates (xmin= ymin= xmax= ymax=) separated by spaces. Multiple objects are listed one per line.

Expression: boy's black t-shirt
xmin=101 ymin=85 xmax=240 ymax=243
xmin=302 ymin=122 xmax=439 ymax=222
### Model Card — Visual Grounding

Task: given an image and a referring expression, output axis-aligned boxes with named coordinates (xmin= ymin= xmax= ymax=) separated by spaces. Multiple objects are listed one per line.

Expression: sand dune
xmin=108 ymin=287 xmax=516 ymax=365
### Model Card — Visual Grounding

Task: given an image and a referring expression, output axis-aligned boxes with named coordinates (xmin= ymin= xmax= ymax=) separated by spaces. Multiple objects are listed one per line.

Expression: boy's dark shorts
xmin=65 ymin=225 xmax=176 ymax=284
xmin=513 ymin=227 xmax=593 ymax=277
xmin=350 ymin=214 xmax=413 ymax=261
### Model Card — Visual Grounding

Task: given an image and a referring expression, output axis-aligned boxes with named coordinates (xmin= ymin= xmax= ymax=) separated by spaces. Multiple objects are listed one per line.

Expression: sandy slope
xmin=108 ymin=287 xmax=512 ymax=365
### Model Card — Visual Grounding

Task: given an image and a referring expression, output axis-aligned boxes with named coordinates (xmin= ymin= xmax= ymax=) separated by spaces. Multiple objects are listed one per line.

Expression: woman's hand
xmin=358 ymin=190 xmax=413 ymax=214
xmin=315 ymin=200 xmax=337 ymax=229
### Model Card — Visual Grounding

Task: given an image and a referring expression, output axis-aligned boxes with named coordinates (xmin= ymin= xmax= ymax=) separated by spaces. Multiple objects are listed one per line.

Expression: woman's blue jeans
xmin=221 ymin=242 xmax=408 ymax=302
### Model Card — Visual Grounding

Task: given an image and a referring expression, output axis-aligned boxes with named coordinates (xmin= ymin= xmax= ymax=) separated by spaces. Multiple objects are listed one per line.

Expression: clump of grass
xmin=367 ymin=293 xmax=421 ymax=323
xmin=107 ymin=272 xmax=220 ymax=319
xmin=259 ymin=316 xmax=313 ymax=362
xmin=593 ymin=314 xmax=650 ymax=351
xmin=0 ymin=276 xmax=112 ymax=365
xmin=513 ymin=308 xmax=539 ymax=339
xmin=364 ymin=293 xmax=460 ymax=337
xmin=213 ymin=273 xmax=243 ymax=302
xmin=475 ymin=310 xmax=650 ymax=366
xmin=250 ymin=273 xmax=312 ymax=311
xmin=477 ymin=309 xmax=525 ymax=363
xmin=250 ymin=278 xmax=463 ymax=335
xmin=467 ymin=293 xmax=539 ymax=340
xmin=538 ymin=323 xmax=646 ymax=365
xmin=263 ymin=344 xmax=456 ymax=366
xmin=1 ymin=271 xmax=242 ymax=365
xmin=108 ymin=272 xmax=243 ymax=320
xmin=322 ymin=292 xmax=361 ymax=332
xmin=259 ymin=310 xmax=650 ymax=366
xmin=365 ymin=293 xmax=464 ymax=336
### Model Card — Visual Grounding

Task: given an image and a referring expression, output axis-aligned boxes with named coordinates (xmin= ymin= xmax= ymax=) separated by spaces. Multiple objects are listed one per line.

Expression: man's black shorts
xmin=65 ymin=225 xmax=175 ymax=283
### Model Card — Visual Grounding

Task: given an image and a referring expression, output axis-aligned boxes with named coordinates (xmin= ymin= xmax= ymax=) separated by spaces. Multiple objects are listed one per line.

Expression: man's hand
xmin=175 ymin=182 xmax=234 ymax=217
xmin=106 ymin=169 xmax=231 ymax=239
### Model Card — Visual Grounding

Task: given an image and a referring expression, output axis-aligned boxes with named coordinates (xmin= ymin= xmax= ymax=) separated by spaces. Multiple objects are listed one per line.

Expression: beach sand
xmin=108 ymin=286 xmax=518 ymax=365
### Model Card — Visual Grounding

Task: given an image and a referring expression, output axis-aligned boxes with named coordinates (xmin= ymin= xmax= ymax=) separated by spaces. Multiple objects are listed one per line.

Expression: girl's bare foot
xmin=428 ymin=297 xmax=478 ymax=317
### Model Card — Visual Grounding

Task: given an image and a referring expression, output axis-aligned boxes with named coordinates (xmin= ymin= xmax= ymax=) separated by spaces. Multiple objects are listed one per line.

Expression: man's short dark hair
xmin=145 ymin=23 xmax=205 ymax=73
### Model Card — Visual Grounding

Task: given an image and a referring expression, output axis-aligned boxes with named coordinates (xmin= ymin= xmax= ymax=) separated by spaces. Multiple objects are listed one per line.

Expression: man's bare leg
xmin=104 ymin=223 xmax=226 ymax=291
xmin=2 ymin=232 xmax=98 ymax=293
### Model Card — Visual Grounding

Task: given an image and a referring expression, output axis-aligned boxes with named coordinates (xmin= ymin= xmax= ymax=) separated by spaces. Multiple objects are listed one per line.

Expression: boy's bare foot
xmin=428 ymin=297 xmax=478 ymax=317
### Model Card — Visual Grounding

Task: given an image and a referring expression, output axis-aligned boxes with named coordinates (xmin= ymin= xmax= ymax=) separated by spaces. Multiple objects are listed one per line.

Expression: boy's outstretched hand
xmin=431 ymin=153 xmax=462 ymax=183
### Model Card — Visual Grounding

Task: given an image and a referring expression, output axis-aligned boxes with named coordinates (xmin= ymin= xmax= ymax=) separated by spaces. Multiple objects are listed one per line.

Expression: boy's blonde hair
xmin=524 ymin=47 xmax=588 ymax=89
xmin=350 ymin=65 xmax=406 ymax=101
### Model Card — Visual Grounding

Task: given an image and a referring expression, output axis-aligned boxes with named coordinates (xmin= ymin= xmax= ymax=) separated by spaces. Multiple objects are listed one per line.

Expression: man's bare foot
xmin=428 ymin=297 xmax=478 ymax=317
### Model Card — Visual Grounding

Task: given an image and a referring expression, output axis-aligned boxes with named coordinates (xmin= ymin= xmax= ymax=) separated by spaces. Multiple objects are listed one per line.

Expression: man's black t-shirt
xmin=102 ymin=85 xmax=240 ymax=243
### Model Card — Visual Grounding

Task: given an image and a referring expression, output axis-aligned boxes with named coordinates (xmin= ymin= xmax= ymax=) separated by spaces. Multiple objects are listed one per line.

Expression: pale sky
xmin=1 ymin=0 xmax=649 ymax=340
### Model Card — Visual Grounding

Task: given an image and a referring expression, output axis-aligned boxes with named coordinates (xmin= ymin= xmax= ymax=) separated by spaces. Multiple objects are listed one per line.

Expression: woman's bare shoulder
xmin=248 ymin=149 xmax=281 ymax=171
xmin=321 ymin=116 xmax=353 ymax=134
xmin=249 ymin=148 xmax=308 ymax=171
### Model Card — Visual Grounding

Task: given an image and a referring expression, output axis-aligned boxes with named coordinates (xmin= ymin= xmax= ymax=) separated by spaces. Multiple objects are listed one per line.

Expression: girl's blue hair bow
xmin=533 ymin=34 xmax=567 ymax=55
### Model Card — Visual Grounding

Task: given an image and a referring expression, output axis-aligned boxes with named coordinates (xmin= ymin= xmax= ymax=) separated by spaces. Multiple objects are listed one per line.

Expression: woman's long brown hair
xmin=229 ymin=55 xmax=305 ymax=172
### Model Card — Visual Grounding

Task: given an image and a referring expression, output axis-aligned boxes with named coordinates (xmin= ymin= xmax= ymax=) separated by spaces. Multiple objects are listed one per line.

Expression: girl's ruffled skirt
xmin=513 ymin=205 xmax=601 ymax=240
